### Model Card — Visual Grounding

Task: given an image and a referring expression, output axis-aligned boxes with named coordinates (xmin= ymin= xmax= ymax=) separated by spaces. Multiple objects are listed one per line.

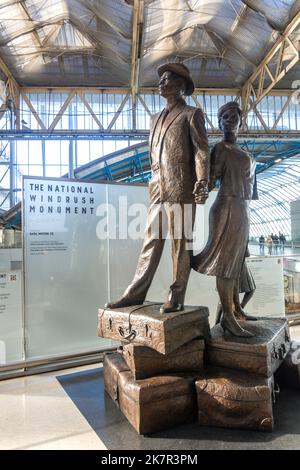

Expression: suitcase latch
xmin=118 ymin=325 xmax=137 ymax=342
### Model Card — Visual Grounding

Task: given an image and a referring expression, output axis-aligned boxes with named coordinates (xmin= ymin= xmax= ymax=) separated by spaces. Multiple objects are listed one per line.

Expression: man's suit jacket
xmin=149 ymin=101 xmax=210 ymax=203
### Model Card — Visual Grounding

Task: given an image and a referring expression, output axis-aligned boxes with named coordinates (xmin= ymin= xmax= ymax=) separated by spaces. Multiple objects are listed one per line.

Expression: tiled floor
xmin=0 ymin=364 xmax=106 ymax=450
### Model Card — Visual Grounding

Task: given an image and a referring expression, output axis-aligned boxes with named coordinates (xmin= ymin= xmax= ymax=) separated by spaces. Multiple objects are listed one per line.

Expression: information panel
xmin=245 ymin=257 xmax=285 ymax=317
xmin=0 ymin=270 xmax=23 ymax=364
xmin=23 ymin=177 xmax=114 ymax=358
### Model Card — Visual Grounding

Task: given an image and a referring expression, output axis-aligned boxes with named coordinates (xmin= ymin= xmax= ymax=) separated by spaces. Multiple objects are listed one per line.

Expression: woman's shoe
xmin=234 ymin=310 xmax=258 ymax=321
xmin=221 ymin=315 xmax=254 ymax=338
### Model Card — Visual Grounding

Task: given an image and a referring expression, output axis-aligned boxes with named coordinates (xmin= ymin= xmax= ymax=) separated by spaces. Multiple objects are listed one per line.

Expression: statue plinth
xmin=100 ymin=311 xmax=294 ymax=434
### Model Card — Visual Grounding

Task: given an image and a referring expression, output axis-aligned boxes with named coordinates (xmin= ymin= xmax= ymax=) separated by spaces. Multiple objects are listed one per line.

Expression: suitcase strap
xmin=117 ymin=302 xmax=162 ymax=343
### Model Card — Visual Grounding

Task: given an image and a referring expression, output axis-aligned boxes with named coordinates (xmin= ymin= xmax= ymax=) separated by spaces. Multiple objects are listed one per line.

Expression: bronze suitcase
xmin=98 ymin=302 xmax=210 ymax=354
xmin=121 ymin=338 xmax=205 ymax=380
xmin=207 ymin=318 xmax=290 ymax=377
xmin=103 ymin=352 xmax=197 ymax=434
xmin=103 ymin=351 xmax=130 ymax=405
xmin=275 ymin=341 xmax=300 ymax=390
xmin=196 ymin=367 xmax=275 ymax=431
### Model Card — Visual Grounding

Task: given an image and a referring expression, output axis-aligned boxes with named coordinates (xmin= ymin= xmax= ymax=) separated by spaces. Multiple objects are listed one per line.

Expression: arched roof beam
xmin=0 ymin=16 xmax=67 ymax=47
xmin=0 ymin=54 xmax=19 ymax=126
xmin=241 ymin=11 xmax=300 ymax=123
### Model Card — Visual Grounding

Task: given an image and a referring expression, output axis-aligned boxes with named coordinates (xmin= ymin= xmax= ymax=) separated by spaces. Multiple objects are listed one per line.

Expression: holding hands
xmin=193 ymin=180 xmax=209 ymax=204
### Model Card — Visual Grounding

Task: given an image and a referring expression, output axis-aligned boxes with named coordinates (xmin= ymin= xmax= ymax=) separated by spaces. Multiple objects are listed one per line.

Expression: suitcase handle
xmin=118 ymin=326 xmax=137 ymax=342
xmin=116 ymin=302 xmax=161 ymax=342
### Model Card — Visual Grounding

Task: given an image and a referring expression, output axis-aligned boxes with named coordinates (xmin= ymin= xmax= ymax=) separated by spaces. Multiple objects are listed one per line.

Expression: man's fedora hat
xmin=157 ymin=62 xmax=195 ymax=96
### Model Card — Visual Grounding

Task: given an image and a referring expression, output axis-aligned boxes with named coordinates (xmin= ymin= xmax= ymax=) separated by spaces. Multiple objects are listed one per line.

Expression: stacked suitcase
xmin=196 ymin=318 xmax=290 ymax=431
xmin=98 ymin=303 xmax=291 ymax=434
xmin=98 ymin=303 xmax=209 ymax=434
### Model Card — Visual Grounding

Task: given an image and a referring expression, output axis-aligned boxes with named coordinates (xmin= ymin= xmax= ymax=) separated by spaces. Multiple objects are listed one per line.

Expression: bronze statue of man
xmin=193 ymin=101 xmax=257 ymax=337
xmin=106 ymin=62 xmax=210 ymax=313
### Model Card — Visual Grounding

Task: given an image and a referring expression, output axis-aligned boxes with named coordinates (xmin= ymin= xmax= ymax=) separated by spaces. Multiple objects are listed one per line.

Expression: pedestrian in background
xmin=266 ymin=235 xmax=273 ymax=255
xmin=259 ymin=234 xmax=265 ymax=255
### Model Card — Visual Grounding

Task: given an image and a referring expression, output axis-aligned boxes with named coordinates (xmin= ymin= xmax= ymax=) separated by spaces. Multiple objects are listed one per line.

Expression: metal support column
xmin=9 ymin=140 xmax=15 ymax=208
xmin=42 ymin=139 xmax=46 ymax=177
xmin=68 ymin=103 xmax=74 ymax=178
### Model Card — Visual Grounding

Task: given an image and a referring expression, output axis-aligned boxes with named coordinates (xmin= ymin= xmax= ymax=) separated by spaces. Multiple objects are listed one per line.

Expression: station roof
xmin=0 ymin=0 xmax=299 ymax=88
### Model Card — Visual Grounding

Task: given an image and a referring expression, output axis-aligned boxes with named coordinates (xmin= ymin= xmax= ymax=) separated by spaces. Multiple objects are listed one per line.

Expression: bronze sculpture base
xmin=99 ymin=304 xmax=292 ymax=435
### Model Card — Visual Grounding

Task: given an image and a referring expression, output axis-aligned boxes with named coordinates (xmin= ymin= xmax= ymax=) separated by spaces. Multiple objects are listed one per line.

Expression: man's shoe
xmin=160 ymin=301 xmax=184 ymax=314
xmin=104 ymin=297 xmax=143 ymax=309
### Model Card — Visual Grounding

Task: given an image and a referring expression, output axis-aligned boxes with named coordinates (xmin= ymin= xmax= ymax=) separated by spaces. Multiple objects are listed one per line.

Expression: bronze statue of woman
xmin=193 ymin=101 xmax=257 ymax=337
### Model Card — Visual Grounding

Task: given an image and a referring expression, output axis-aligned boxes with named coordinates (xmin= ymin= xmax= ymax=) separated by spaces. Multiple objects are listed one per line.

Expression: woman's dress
xmin=193 ymin=141 xmax=257 ymax=280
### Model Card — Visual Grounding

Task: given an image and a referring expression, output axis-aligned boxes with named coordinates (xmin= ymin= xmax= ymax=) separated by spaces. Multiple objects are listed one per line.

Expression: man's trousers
xmin=123 ymin=175 xmax=196 ymax=304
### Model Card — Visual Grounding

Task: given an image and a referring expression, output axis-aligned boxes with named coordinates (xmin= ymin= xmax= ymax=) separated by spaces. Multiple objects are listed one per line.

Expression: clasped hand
xmin=193 ymin=180 xmax=209 ymax=204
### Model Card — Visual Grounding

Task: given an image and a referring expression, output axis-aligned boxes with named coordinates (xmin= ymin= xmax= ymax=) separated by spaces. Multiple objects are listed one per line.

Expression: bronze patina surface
xmin=121 ymin=338 xmax=204 ymax=380
xmin=207 ymin=317 xmax=290 ymax=377
xmin=104 ymin=352 xmax=197 ymax=435
xmin=196 ymin=366 xmax=274 ymax=431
